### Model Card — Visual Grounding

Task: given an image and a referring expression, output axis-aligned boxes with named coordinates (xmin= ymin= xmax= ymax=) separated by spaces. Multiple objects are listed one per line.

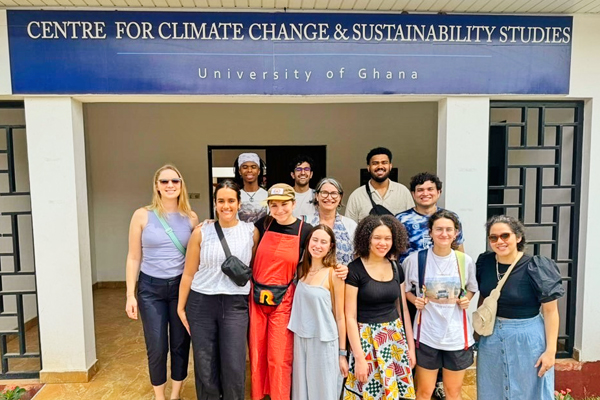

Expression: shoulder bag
xmin=472 ymin=252 xmax=523 ymax=336
xmin=214 ymin=221 xmax=252 ymax=287
xmin=365 ymin=185 xmax=394 ymax=216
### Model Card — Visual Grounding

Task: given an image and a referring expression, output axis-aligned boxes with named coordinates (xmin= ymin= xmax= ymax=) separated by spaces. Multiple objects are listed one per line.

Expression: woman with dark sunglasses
xmin=476 ymin=215 xmax=564 ymax=400
xmin=125 ymin=164 xmax=198 ymax=400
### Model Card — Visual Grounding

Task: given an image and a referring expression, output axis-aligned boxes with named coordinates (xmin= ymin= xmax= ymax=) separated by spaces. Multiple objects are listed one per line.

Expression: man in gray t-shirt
xmin=290 ymin=154 xmax=316 ymax=219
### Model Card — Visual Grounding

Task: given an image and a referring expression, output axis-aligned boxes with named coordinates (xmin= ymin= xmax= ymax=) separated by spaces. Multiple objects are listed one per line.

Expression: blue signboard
xmin=7 ymin=11 xmax=572 ymax=95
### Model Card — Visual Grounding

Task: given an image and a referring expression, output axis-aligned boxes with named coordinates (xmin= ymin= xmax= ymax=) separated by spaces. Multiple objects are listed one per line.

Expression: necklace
xmin=307 ymin=266 xmax=324 ymax=276
xmin=242 ymin=189 xmax=257 ymax=202
xmin=430 ymin=251 xmax=455 ymax=276
xmin=495 ymin=259 xmax=506 ymax=281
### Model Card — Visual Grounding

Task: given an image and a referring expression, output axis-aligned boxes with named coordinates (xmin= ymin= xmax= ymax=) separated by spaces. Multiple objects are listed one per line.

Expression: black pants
xmin=187 ymin=290 xmax=249 ymax=400
xmin=137 ymin=272 xmax=190 ymax=386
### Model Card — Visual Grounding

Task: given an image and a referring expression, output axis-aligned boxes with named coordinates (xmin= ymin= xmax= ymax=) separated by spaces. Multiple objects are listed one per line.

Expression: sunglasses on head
xmin=488 ymin=233 xmax=511 ymax=243
xmin=158 ymin=179 xmax=181 ymax=185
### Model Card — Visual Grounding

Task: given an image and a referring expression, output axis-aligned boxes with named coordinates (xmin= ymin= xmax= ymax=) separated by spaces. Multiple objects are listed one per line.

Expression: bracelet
xmin=339 ymin=349 xmax=348 ymax=356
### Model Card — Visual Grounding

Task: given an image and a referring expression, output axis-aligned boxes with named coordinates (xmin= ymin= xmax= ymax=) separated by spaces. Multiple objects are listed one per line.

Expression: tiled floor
xmin=26 ymin=288 xmax=477 ymax=399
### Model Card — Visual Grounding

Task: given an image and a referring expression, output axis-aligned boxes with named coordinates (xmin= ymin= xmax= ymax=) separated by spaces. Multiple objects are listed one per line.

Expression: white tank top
xmin=191 ymin=221 xmax=254 ymax=295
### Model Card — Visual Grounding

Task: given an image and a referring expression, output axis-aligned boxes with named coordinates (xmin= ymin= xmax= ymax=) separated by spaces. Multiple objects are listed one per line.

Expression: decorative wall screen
xmin=0 ymin=103 xmax=40 ymax=379
xmin=488 ymin=101 xmax=583 ymax=358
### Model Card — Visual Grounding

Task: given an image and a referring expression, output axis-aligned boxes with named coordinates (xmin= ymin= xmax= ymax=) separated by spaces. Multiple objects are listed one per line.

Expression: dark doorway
xmin=207 ymin=145 xmax=326 ymax=217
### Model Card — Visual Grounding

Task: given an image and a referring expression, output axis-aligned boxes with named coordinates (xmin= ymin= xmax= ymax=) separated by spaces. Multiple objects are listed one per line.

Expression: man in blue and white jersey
xmin=397 ymin=172 xmax=464 ymax=263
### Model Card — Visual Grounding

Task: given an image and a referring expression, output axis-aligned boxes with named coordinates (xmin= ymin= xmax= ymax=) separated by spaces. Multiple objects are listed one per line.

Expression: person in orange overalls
xmin=249 ymin=183 xmax=347 ymax=400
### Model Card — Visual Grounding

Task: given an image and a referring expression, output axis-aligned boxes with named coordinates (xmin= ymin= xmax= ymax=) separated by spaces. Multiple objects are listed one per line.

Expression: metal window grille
xmin=0 ymin=102 xmax=41 ymax=378
xmin=488 ymin=101 xmax=583 ymax=358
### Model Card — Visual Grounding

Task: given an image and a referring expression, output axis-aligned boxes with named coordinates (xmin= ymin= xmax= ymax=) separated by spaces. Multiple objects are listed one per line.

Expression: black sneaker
xmin=432 ymin=383 xmax=446 ymax=400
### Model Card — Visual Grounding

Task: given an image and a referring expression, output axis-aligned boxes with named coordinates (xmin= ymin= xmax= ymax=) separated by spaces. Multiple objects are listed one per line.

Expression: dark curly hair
xmin=233 ymin=156 xmax=266 ymax=188
xmin=428 ymin=209 xmax=460 ymax=250
xmin=366 ymin=147 xmax=393 ymax=164
xmin=485 ymin=214 xmax=527 ymax=251
xmin=289 ymin=154 xmax=315 ymax=173
xmin=409 ymin=172 xmax=443 ymax=192
xmin=354 ymin=215 xmax=408 ymax=259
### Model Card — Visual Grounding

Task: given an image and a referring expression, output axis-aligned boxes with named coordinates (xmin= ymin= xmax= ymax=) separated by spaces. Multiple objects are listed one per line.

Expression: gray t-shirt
xmin=292 ymin=189 xmax=316 ymax=219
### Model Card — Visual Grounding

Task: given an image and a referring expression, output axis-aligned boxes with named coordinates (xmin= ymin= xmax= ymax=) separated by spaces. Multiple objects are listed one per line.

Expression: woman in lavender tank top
xmin=125 ymin=165 xmax=198 ymax=400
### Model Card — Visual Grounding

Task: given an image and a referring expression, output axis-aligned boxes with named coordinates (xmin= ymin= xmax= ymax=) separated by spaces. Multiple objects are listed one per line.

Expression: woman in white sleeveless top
xmin=178 ymin=180 xmax=259 ymax=400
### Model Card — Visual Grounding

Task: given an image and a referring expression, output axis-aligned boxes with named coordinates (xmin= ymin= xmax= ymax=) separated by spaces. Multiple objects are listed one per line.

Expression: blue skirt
xmin=477 ymin=314 xmax=554 ymax=400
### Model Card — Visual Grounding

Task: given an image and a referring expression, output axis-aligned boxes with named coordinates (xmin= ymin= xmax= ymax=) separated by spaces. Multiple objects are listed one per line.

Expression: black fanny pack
xmin=215 ymin=222 xmax=252 ymax=287
xmin=366 ymin=185 xmax=394 ymax=216
xmin=252 ymin=279 xmax=292 ymax=306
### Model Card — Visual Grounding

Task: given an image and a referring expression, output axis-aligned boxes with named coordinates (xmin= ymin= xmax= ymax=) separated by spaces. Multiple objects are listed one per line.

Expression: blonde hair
xmin=147 ymin=164 xmax=193 ymax=219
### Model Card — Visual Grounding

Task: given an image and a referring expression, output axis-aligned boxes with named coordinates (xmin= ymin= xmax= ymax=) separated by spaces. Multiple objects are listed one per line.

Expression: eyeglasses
xmin=318 ymin=191 xmax=340 ymax=199
xmin=158 ymin=179 xmax=181 ymax=185
xmin=488 ymin=233 xmax=511 ymax=243
xmin=295 ymin=167 xmax=311 ymax=173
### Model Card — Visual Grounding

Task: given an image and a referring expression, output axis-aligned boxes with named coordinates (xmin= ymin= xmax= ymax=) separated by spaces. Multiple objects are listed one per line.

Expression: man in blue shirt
xmin=397 ymin=172 xmax=464 ymax=263
xmin=396 ymin=172 xmax=465 ymax=400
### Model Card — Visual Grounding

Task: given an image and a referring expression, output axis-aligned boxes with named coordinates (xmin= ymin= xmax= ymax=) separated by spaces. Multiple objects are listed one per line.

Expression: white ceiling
xmin=1 ymin=0 xmax=599 ymax=13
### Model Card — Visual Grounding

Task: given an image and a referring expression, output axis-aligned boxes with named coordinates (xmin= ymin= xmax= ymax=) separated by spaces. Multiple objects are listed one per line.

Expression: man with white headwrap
xmin=234 ymin=153 xmax=268 ymax=223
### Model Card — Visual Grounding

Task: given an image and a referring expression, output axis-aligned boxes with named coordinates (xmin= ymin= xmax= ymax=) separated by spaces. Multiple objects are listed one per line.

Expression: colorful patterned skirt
xmin=343 ymin=318 xmax=416 ymax=400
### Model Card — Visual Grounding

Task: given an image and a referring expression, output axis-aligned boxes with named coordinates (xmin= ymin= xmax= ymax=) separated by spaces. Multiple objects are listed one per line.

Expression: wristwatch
xmin=339 ymin=349 xmax=348 ymax=356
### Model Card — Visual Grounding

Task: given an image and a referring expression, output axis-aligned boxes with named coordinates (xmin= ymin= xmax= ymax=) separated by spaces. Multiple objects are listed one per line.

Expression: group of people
xmin=125 ymin=147 xmax=564 ymax=400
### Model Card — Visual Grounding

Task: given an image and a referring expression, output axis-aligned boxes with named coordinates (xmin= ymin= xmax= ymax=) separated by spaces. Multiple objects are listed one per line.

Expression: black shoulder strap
xmin=418 ymin=249 xmax=428 ymax=291
xmin=365 ymin=184 xmax=378 ymax=209
xmin=214 ymin=221 xmax=232 ymax=258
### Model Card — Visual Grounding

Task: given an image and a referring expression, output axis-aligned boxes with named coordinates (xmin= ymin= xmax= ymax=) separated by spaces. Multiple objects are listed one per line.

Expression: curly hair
xmin=354 ymin=215 xmax=408 ymax=259
xmin=428 ymin=209 xmax=461 ymax=250
xmin=409 ymin=172 xmax=443 ymax=192
xmin=289 ymin=154 xmax=315 ymax=173
xmin=485 ymin=214 xmax=527 ymax=251
xmin=366 ymin=147 xmax=393 ymax=164
xmin=297 ymin=224 xmax=338 ymax=281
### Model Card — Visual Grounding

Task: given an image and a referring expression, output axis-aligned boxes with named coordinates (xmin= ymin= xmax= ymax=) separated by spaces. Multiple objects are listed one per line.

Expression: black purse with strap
xmin=214 ymin=221 xmax=252 ymax=287
xmin=365 ymin=185 xmax=394 ymax=216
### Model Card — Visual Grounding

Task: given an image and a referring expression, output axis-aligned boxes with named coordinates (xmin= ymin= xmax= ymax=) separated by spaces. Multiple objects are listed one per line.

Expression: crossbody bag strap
xmin=214 ymin=221 xmax=232 ymax=258
xmin=365 ymin=184 xmax=378 ymax=209
xmin=153 ymin=209 xmax=186 ymax=256
xmin=496 ymin=252 xmax=524 ymax=292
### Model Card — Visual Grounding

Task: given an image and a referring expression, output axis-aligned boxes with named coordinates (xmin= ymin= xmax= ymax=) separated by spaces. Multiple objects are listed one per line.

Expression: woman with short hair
xmin=125 ymin=164 xmax=198 ymax=400
xmin=305 ymin=177 xmax=357 ymax=265
xmin=403 ymin=209 xmax=478 ymax=400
